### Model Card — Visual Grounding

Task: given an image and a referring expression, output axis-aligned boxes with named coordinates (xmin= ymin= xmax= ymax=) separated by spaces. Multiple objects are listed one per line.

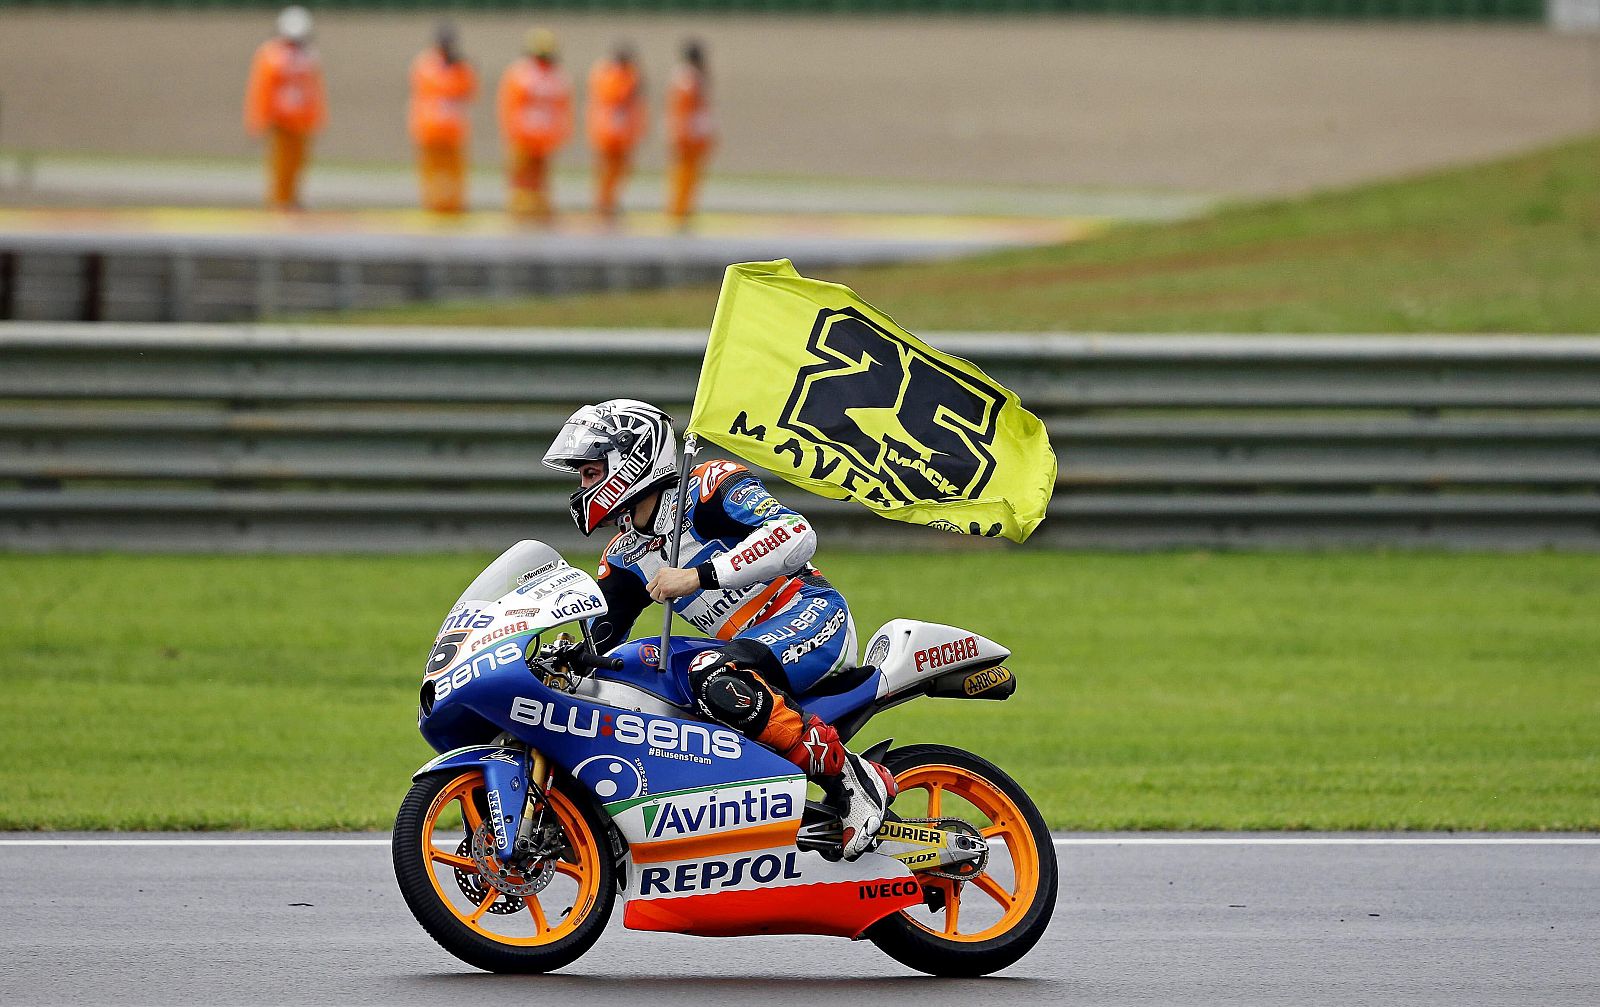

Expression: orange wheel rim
xmin=892 ymin=764 xmax=1040 ymax=944
xmin=419 ymin=770 xmax=602 ymax=947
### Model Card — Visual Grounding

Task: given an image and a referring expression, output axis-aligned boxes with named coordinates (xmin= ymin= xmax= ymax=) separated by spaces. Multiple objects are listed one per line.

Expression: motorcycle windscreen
xmin=453 ymin=540 xmax=566 ymax=607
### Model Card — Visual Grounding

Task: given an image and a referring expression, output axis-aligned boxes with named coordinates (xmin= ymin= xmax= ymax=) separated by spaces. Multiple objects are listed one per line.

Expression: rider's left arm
xmin=700 ymin=477 xmax=817 ymax=592
xmin=646 ymin=475 xmax=818 ymax=600
xmin=701 ymin=512 xmax=815 ymax=591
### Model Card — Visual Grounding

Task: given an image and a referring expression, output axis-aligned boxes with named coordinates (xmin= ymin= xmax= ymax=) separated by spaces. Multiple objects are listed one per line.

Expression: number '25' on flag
xmin=685 ymin=259 xmax=1057 ymax=543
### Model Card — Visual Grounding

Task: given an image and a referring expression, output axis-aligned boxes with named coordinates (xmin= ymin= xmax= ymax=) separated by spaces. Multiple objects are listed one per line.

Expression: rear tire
xmin=392 ymin=768 xmax=615 ymax=974
xmin=864 ymin=744 xmax=1057 ymax=977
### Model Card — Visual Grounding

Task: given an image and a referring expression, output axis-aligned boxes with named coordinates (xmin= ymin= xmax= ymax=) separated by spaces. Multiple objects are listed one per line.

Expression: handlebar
xmin=539 ymin=645 xmax=624 ymax=674
xmin=572 ymin=652 xmax=626 ymax=672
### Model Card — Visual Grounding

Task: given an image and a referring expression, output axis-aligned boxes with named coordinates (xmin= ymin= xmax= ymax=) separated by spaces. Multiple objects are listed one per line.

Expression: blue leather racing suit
xmin=587 ymin=460 xmax=856 ymax=697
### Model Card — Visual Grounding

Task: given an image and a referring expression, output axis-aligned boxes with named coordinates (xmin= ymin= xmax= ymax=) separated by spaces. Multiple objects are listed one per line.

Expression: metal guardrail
xmin=2 ymin=324 xmax=1598 ymax=551
xmin=0 ymin=235 xmax=992 ymax=323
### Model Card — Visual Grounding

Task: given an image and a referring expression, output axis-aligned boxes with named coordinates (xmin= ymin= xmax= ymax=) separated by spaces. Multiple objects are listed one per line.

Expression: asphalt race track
xmin=1 ymin=835 xmax=1595 ymax=1006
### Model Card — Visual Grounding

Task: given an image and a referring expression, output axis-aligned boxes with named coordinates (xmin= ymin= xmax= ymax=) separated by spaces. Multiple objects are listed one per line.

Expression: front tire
xmin=392 ymin=768 xmax=615 ymax=973
xmin=864 ymin=744 xmax=1057 ymax=977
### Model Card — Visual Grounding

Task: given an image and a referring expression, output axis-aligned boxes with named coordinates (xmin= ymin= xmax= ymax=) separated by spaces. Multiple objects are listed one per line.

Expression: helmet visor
xmin=542 ymin=419 xmax=612 ymax=471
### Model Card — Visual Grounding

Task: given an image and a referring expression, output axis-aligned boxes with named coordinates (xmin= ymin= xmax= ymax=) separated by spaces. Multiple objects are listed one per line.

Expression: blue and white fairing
xmin=417 ymin=540 xmax=803 ymax=860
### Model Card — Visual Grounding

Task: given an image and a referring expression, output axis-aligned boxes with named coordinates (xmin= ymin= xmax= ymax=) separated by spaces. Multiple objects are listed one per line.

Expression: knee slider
xmin=699 ymin=670 xmax=769 ymax=735
xmin=687 ymin=639 xmax=789 ymax=737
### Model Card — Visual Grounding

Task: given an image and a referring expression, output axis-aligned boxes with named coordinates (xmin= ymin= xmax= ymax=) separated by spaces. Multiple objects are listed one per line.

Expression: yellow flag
xmin=686 ymin=260 xmax=1056 ymax=543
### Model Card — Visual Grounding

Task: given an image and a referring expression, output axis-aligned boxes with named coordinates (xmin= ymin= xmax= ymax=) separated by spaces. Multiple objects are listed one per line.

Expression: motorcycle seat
xmin=799 ymin=663 xmax=877 ymax=699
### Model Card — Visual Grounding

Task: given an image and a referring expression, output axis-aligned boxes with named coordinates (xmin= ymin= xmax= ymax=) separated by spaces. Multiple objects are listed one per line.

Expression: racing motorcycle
xmin=393 ymin=540 xmax=1056 ymax=977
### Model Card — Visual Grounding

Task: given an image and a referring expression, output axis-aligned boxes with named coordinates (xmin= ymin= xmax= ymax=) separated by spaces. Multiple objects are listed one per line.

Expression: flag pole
xmin=658 ymin=432 xmax=699 ymax=669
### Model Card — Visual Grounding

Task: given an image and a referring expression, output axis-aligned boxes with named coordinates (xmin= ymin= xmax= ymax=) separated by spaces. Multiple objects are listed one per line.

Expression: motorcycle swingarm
xmin=873 ymin=819 xmax=989 ymax=875
xmin=795 ymin=803 xmax=988 ymax=876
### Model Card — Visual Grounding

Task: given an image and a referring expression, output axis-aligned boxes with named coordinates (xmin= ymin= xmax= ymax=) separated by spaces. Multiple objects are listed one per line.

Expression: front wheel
xmin=392 ymin=768 xmax=615 ymax=973
xmin=865 ymin=744 xmax=1057 ymax=977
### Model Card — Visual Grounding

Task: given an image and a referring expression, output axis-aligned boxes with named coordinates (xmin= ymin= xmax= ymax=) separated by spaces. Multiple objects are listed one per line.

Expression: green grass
xmin=332 ymin=134 xmax=1600 ymax=333
xmin=2 ymin=551 xmax=1595 ymax=832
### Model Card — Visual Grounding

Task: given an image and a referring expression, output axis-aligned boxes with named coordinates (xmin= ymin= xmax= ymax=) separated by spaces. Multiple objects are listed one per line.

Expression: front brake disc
xmin=468 ymin=820 xmax=556 ymax=899
xmin=452 ymin=836 xmax=526 ymax=914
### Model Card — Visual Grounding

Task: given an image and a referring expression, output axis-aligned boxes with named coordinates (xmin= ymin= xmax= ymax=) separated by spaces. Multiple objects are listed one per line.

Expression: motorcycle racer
xmin=542 ymin=398 xmax=897 ymax=859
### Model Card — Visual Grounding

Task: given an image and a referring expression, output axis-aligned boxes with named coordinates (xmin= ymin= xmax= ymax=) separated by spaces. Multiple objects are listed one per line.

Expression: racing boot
xmin=833 ymin=751 xmax=899 ymax=860
xmin=776 ymin=715 xmax=898 ymax=860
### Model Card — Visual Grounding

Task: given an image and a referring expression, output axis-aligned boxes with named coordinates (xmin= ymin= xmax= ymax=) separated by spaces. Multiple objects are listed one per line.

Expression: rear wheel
xmin=865 ymin=744 xmax=1057 ymax=977
xmin=392 ymin=768 xmax=615 ymax=973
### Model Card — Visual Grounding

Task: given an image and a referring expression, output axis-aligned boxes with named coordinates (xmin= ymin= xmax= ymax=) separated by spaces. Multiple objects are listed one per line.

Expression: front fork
xmin=480 ymin=740 xmax=629 ymax=889
xmin=478 ymin=737 xmax=552 ymax=862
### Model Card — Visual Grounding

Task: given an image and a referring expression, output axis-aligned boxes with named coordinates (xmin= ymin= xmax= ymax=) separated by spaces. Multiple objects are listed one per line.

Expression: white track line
xmin=0 ymin=837 xmax=1595 ymax=847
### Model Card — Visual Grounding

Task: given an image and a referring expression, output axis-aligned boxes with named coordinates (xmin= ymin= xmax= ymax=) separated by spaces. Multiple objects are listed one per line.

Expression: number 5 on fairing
xmin=392 ymin=540 xmax=1056 ymax=976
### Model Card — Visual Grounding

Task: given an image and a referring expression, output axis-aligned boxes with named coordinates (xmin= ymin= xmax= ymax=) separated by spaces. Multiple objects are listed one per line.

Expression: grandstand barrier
xmin=0 ymin=233 xmax=981 ymax=323
xmin=2 ymin=324 xmax=1598 ymax=551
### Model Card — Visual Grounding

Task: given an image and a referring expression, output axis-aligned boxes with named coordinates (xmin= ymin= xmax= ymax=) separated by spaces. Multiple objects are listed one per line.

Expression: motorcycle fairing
xmin=862 ymin=619 xmax=1011 ymax=702
xmin=424 ymin=555 xmax=610 ymax=698
xmin=622 ymin=848 xmax=922 ymax=939
xmin=423 ymin=633 xmax=807 ymax=835
xmin=603 ymin=772 xmax=806 ymax=865
xmin=422 ymin=635 xmax=929 ymax=938
xmin=597 ymin=636 xmax=720 ymax=709
xmin=415 ymin=544 xmax=943 ymax=940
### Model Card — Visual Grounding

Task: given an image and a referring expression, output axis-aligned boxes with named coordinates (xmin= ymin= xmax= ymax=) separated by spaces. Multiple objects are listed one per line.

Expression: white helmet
xmin=542 ymin=399 xmax=677 ymax=535
xmin=277 ymin=6 xmax=313 ymax=42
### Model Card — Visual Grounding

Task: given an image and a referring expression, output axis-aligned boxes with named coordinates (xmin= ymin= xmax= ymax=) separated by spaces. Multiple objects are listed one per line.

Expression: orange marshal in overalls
xmin=586 ymin=58 xmax=645 ymax=220
xmin=667 ymin=64 xmax=715 ymax=223
xmin=498 ymin=56 xmax=573 ymax=221
xmin=409 ymin=49 xmax=477 ymax=214
xmin=243 ymin=37 xmax=326 ymax=210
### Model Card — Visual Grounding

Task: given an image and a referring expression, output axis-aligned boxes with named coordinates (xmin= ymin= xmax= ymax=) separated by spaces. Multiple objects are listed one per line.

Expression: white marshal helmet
xmin=277 ymin=5 xmax=313 ymax=42
xmin=542 ymin=399 xmax=678 ymax=535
